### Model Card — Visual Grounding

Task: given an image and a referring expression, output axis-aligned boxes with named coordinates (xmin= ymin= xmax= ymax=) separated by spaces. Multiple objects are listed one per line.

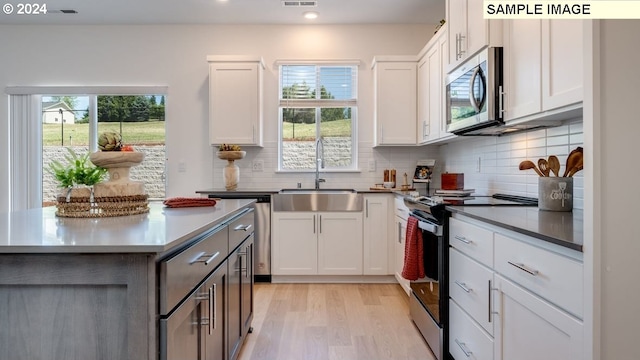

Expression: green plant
xmin=48 ymin=148 xmax=107 ymax=188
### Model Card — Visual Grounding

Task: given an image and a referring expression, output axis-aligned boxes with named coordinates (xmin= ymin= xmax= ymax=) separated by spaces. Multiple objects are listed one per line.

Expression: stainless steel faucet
xmin=315 ymin=136 xmax=325 ymax=189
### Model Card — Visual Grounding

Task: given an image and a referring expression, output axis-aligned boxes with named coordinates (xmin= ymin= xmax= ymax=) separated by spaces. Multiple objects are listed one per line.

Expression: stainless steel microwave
xmin=446 ymin=47 xmax=504 ymax=135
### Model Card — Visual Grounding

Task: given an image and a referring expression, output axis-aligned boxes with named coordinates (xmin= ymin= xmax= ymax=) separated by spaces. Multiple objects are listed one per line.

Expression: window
xmin=278 ymin=63 xmax=358 ymax=171
xmin=41 ymin=94 xmax=166 ymax=206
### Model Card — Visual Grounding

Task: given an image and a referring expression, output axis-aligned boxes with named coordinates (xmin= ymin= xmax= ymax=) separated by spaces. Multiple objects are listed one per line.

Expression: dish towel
xmin=163 ymin=197 xmax=217 ymax=208
xmin=402 ymin=216 xmax=425 ymax=281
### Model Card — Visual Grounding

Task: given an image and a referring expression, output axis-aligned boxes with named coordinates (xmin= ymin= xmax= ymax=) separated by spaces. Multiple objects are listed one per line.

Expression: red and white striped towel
xmin=401 ymin=216 xmax=425 ymax=281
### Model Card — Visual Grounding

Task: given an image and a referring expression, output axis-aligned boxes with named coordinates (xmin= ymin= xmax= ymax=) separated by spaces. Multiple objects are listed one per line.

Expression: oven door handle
xmin=416 ymin=218 xmax=442 ymax=236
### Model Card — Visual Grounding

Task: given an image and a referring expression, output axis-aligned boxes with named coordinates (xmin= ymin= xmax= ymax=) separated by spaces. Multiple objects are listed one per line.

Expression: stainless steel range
xmin=402 ymin=194 xmax=537 ymax=360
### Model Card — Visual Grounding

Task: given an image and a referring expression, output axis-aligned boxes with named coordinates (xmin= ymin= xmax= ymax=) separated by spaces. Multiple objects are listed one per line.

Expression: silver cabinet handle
xmin=196 ymin=291 xmax=210 ymax=332
xmin=208 ymin=285 xmax=214 ymax=333
xmin=398 ymin=222 xmax=402 ymax=244
xmin=190 ymin=251 xmax=220 ymax=265
xmin=212 ymin=283 xmax=217 ymax=331
xmin=234 ymin=224 xmax=252 ymax=232
xmin=313 ymin=215 xmax=316 ymax=234
xmin=454 ymin=235 xmax=472 ymax=244
xmin=319 ymin=215 xmax=322 ymax=233
xmin=488 ymin=279 xmax=492 ymax=323
xmin=455 ymin=339 xmax=473 ymax=357
xmin=366 ymin=199 xmax=369 ymax=218
xmin=454 ymin=280 xmax=472 ymax=293
xmin=458 ymin=33 xmax=466 ymax=59
xmin=508 ymin=261 xmax=539 ymax=276
xmin=498 ymin=85 xmax=505 ymax=117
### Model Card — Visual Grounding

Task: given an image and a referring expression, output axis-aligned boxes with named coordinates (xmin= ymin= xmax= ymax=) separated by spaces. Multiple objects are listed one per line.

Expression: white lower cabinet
xmin=272 ymin=211 xmax=363 ymax=276
xmin=272 ymin=212 xmax=317 ymax=275
xmin=450 ymin=300 xmax=494 ymax=360
xmin=394 ymin=195 xmax=410 ymax=295
xmin=363 ymin=194 xmax=391 ymax=275
xmin=448 ymin=214 xmax=583 ymax=360
xmin=494 ymin=275 xmax=584 ymax=360
xmin=317 ymin=212 xmax=363 ymax=275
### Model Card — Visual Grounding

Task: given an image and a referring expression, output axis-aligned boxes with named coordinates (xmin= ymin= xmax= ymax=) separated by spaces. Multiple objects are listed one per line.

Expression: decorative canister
xmin=538 ymin=177 xmax=573 ymax=212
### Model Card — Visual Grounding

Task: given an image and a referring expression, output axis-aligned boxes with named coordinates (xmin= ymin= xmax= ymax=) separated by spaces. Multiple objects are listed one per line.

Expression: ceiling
xmin=0 ymin=0 xmax=445 ymax=25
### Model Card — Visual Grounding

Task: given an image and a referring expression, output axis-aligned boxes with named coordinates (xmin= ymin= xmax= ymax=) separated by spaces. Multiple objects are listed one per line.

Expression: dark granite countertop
xmin=446 ymin=206 xmax=583 ymax=252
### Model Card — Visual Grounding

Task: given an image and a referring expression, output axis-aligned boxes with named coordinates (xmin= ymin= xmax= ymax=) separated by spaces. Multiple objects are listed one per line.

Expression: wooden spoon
xmin=567 ymin=154 xmax=584 ymax=177
xmin=563 ymin=147 xmax=583 ymax=177
xmin=538 ymin=158 xmax=550 ymax=177
xmin=548 ymin=155 xmax=561 ymax=177
xmin=519 ymin=160 xmax=544 ymax=177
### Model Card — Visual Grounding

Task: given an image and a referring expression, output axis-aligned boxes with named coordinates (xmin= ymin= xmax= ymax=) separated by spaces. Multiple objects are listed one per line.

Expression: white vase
xmin=223 ymin=160 xmax=240 ymax=190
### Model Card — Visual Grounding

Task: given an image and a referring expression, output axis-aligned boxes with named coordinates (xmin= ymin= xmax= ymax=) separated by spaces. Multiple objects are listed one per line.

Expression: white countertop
xmin=0 ymin=200 xmax=255 ymax=254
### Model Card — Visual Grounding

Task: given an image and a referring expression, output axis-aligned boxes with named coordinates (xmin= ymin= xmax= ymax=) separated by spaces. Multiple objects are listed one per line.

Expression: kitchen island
xmin=0 ymin=200 xmax=255 ymax=360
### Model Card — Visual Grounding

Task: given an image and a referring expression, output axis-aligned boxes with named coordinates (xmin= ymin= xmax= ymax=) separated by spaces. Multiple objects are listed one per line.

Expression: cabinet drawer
xmin=449 ymin=248 xmax=494 ymax=336
xmin=449 ymin=217 xmax=494 ymax=267
xmin=449 ymin=300 xmax=494 ymax=360
xmin=494 ymin=233 xmax=583 ymax=318
xmin=229 ymin=209 xmax=254 ymax=251
xmin=394 ymin=196 xmax=410 ymax=220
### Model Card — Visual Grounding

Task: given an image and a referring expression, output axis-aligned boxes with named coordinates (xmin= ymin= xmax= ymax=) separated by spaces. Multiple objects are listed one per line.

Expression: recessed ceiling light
xmin=303 ymin=11 xmax=318 ymax=20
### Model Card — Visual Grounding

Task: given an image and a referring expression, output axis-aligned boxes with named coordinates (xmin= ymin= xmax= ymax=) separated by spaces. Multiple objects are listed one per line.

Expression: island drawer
xmin=229 ymin=208 xmax=255 ymax=251
xmin=494 ymin=233 xmax=583 ymax=318
xmin=159 ymin=225 xmax=229 ymax=315
xmin=449 ymin=216 xmax=494 ymax=267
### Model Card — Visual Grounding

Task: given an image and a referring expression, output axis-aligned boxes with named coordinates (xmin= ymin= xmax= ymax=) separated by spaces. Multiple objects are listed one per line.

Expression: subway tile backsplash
xmin=437 ymin=119 xmax=584 ymax=209
xmin=210 ymin=119 xmax=583 ymax=210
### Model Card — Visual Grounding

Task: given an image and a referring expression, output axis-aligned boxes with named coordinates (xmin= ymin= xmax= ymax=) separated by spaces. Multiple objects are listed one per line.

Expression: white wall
xmin=594 ymin=20 xmax=640 ymax=360
xmin=0 ymin=23 xmax=436 ymax=211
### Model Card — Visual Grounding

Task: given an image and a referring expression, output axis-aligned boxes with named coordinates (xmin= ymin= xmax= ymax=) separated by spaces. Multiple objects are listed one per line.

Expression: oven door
xmin=408 ymin=214 xmax=447 ymax=360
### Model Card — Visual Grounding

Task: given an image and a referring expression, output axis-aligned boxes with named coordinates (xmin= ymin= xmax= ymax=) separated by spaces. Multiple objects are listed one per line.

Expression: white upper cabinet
xmin=372 ymin=57 xmax=417 ymax=146
xmin=503 ymin=20 xmax=583 ymax=122
xmin=207 ymin=56 xmax=264 ymax=147
xmin=446 ymin=0 xmax=502 ymax=71
xmin=417 ymin=25 xmax=456 ymax=145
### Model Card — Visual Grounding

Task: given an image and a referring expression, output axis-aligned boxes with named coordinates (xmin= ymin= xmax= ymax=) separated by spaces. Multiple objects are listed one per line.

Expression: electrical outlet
xmin=368 ymin=159 xmax=376 ymax=172
xmin=252 ymin=160 xmax=264 ymax=172
xmin=178 ymin=160 xmax=186 ymax=173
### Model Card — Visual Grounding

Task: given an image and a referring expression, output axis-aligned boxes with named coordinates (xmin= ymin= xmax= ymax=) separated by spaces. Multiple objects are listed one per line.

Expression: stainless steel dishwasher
xmin=205 ymin=193 xmax=272 ymax=282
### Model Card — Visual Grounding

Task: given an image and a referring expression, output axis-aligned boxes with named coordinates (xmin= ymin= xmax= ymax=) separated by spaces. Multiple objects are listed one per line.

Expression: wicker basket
xmin=55 ymin=194 xmax=149 ymax=218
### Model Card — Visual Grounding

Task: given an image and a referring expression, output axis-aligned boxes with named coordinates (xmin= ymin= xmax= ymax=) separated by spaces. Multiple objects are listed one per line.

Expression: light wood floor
xmin=238 ymin=283 xmax=436 ymax=360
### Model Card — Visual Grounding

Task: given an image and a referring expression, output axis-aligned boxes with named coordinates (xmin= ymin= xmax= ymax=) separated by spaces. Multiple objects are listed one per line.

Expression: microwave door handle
xmin=468 ymin=67 xmax=481 ymax=113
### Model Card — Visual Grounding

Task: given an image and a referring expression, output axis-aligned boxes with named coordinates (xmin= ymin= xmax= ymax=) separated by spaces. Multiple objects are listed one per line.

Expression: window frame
xmin=277 ymin=61 xmax=359 ymax=172
xmin=6 ymin=86 xmax=167 ymax=211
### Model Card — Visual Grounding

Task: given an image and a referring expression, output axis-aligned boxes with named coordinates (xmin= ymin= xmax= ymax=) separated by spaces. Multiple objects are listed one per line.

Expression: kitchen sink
xmin=279 ymin=188 xmax=357 ymax=194
xmin=273 ymin=189 xmax=362 ymax=212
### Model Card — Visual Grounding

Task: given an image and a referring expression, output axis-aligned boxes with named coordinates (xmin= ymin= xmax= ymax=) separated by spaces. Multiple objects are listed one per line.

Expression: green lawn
xmin=43 ymin=121 xmax=166 ymax=146
xmin=282 ymin=119 xmax=352 ymax=141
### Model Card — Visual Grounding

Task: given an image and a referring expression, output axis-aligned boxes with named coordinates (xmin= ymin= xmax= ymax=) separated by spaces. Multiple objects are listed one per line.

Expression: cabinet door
xmin=374 ymin=61 xmax=417 ymax=145
xmin=438 ymin=33 xmax=455 ymax=140
xmin=318 ymin=212 xmax=364 ymax=275
xmin=417 ymin=55 xmax=430 ymax=143
xmin=240 ymin=236 xmax=254 ymax=336
xmin=204 ymin=264 xmax=227 ymax=360
xmin=494 ymin=275 xmax=583 ymax=360
xmin=503 ymin=19 xmax=542 ymax=121
xmin=394 ymin=216 xmax=410 ymax=296
xmin=363 ymin=195 xmax=390 ymax=275
xmin=272 ymin=212 xmax=317 ymax=275
xmin=541 ymin=19 xmax=583 ymax=110
xmin=209 ymin=61 xmax=263 ymax=146
xmin=447 ymin=0 xmax=467 ymax=69
xmin=228 ymin=246 xmax=242 ymax=360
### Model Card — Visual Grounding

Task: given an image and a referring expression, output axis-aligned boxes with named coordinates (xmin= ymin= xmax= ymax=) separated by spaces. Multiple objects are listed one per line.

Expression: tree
xmin=148 ymin=96 xmax=157 ymax=106
xmin=130 ymin=96 xmax=150 ymax=122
